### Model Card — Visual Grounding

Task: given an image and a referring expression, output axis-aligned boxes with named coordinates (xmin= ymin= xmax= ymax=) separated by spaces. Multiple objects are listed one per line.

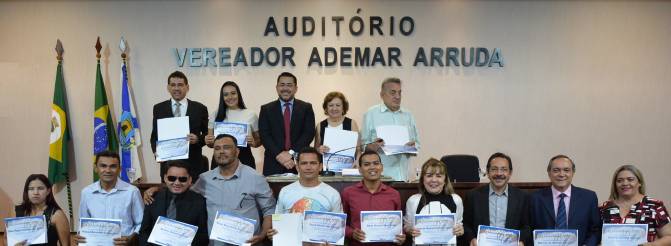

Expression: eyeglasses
xmin=488 ymin=168 xmax=510 ymax=173
xmin=167 ymin=176 xmax=188 ymax=183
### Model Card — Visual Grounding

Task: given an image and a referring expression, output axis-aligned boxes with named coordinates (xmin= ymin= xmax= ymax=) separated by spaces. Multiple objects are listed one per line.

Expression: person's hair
xmin=609 ymin=165 xmax=646 ymax=200
xmin=418 ymin=158 xmax=455 ymax=197
xmin=547 ymin=154 xmax=575 ymax=172
xmin=322 ymin=91 xmax=350 ymax=116
xmin=19 ymin=174 xmax=61 ymax=215
xmin=214 ymin=133 xmax=238 ymax=147
xmin=380 ymin=77 xmax=401 ymax=91
xmin=277 ymin=72 xmax=297 ymax=85
xmin=94 ymin=150 xmax=120 ymax=166
xmin=167 ymin=70 xmax=188 ymax=85
xmin=358 ymin=150 xmax=381 ymax=167
xmin=297 ymin=147 xmax=322 ymax=163
xmin=165 ymin=160 xmax=191 ymax=177
xmin=215 ymin=81 xmax=247 ymax=122
xmin=486 ymin=152 xmax=513 ymax=171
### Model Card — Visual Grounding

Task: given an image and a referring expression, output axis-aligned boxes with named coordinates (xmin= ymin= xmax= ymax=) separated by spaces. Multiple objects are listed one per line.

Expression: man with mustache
xmin=138 ymin=160 xmax=208 ymax=245
xmin=258 ymin=72 xmax=316 ymax=176
xmin=76 ymin=151 xmax=144 ymax=245
xmin=463 ymin=152 xmax=531 ymax=245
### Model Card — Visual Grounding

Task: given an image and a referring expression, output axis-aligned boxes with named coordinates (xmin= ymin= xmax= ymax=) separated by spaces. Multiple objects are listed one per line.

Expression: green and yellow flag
xmin=93 ymin=39 xmax=118 ymax=181
xmin=48 ymin=58 xmax=71 ymax=184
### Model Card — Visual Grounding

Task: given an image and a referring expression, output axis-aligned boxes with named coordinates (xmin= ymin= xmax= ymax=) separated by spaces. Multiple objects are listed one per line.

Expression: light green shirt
xmin=361 ymin=103 xmax=420 ymax=181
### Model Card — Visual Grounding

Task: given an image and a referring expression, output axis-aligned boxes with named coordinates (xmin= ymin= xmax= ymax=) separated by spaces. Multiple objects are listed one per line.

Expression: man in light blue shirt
xmin=361 ymin=77 xmax=419 ymax=181
xmin=76 ymin=150 xmax=144 ymax=245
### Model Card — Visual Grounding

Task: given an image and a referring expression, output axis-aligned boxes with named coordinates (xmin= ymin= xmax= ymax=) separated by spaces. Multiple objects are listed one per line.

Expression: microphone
xmin=322 ymin=139 xmax=383 ymax=176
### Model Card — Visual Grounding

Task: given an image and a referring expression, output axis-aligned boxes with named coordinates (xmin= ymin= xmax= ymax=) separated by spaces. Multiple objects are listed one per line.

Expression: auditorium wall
xmin=1 ymin=0 xmax=670 ymax=230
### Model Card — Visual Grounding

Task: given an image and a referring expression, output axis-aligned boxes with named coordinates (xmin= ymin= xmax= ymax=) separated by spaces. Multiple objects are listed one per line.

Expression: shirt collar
xmin=551 ymin=185 xmax=572 ymax=199
xmin=171 ymin=98 xmax=188 ymax=106
xmin=489 ymin=183 xmax=509 ymax=196
xmin=212 ymin=163 xmax=242 ymax=180
xmin=380 ymin=103 xmax=404 ymax=113
xmin=93 ymin=178 xmax=129 ymax=193
xmin=280 ymin=98 xmax=295 ymax=107
xmin=356 ymin=180 xmax=387 ymax=193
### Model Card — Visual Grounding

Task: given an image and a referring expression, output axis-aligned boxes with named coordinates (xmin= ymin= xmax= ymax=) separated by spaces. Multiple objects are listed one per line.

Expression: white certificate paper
xmin=79 ymin=218 xmax=122 ymax=246
xmin=360 ymin=211 xmax=403 ymax=243
xmin=4 ymin=215 xmax=47 ymax=245
xmin=147 ymin=216 xmax=198 ymax=246
xmin=414 ymin=214 xmax=455 ymax=245
xmin=322 ymin=153 xmax=355 ymax=173
xmin=375 ymin=125 xmax=417 ymax=155
xmin=210 ymin=211 xmax=256 ymax=246
xmin=302 ymin=210 xmax=347 ymax=245
xmin=272 ymin=213 xmax=302 ymax=246
xmin=156 ymin=116 xmax=190 ymax=161
xmin=477 ymin=225 xmax=519 ymax=246
xmin=214 ymin=122 xmax=248 ymax=147
xmin=533 ymin=229 xmax=579 ymax=246
xmin=602 ymin=224 xmax=648 ymax=245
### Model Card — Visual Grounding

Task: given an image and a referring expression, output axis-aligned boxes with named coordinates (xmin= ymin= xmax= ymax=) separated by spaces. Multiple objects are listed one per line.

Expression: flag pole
xmin=56 ymin=39 xmax=74 ymax=230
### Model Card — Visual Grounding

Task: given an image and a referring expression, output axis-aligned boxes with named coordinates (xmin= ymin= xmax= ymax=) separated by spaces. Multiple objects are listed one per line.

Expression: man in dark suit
xmin=138 ymin=160 xmax=208 ymax=245
xmin=258 ymin=72 xmax=315 ymax=176
xmin=463 ymin=152 xmax=531 ymax=246
xmin=150 ymin=71 xmax=208 ymax=180
xmin=530 ymin=155 xmax=601 ymax=246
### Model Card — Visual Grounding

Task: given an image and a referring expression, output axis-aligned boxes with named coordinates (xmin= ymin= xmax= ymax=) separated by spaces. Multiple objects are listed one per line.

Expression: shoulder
xmin=154 ymin=100 xmax=171 ymax=108
xmin=643 ymin=196 xmax=667 ymax=208
xmin=261 ymin=100 xmax=279 ymax=109
xmin=364 ymin=104 xmax=381 ymax=114
xmin=81 ymin=182 xmax=99 ymax=194
xmin=294 ymin=99 xmax=312 ymax=107
xmin=185 ymin=190 xmax=206 ymax=202
xmin=573 ymin=186 xmax=597 ymax=198
xmin=530 ymin=187 xmax=551 ymax=199
xmin=320 ymin=182 xmax=340 ymax=195
xmin=451 ymin=193 xmax=463 ymax=203
xmin=599 ymin=200 xmax=617 ymax=210
xmin=188 ymin=99 xmax=206 ymax=108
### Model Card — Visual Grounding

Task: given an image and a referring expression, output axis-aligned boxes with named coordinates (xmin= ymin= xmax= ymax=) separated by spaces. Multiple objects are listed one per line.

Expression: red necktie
xmin=283 ymin=103 xmax=291 ymax=150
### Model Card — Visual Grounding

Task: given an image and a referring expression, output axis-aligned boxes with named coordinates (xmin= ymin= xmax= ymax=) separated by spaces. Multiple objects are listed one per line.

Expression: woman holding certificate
xmin=314 ymin=91 xmax=360 ymax=157
xmin=204 ymin=81 xmax=261 ymax=169
xmin=599 ymin=165 xmax=671 ymax=245
xmin=404 ymin=158 xmax=464 ymax=246
xmin=9 ymin=174 xmax=70 ymax=246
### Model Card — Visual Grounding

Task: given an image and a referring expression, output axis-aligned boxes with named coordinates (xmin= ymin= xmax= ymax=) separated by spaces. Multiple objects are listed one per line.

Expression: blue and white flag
xmin=117 ymin=37 xmax=143 ymax=182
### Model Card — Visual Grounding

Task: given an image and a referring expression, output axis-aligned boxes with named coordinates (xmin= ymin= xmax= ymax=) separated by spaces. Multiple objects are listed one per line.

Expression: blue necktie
xmin=555 ymin=193 xmax=567 ymax=229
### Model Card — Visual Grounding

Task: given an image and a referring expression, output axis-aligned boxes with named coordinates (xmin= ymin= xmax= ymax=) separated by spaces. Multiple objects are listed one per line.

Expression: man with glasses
xmin=463 ymin=152 xmax=531 ymax=245
xmin=138 ymin=160 xmax=208 ymax=245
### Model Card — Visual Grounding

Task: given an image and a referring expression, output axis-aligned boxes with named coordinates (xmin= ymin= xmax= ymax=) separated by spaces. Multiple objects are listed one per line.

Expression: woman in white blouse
xmin=405 ymin=158 xmax=464 ymax=246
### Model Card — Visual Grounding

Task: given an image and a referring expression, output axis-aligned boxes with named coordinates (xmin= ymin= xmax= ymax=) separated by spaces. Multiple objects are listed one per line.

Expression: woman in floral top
xmin=599 ymin=165 xmax=671 ymax=244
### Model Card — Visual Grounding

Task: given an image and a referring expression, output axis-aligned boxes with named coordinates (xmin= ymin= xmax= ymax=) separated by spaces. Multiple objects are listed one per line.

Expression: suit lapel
xmin=476 ymin=186 xmax=490 ymax=225
xmin=289 ymin=100 xmax=300 ymax=140
xmin=541 ymin=188 xmax=556 ymax=224
xmin=568 ymin=185 xmax=577 ymax=228
xmin=184 ymin=99 xmax=192 ymax=117
xmin=505 ymin=187 xmax=518 ymax=228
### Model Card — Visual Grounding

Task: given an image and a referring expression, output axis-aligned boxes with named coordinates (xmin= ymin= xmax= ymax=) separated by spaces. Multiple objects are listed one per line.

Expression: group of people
xmin=150 ymin=71 xmax=418 ymax=182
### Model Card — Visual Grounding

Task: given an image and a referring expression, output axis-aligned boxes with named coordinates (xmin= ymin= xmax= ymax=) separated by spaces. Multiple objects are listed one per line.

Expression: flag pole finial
xmin=119 ymin=37 xmax=127 ymax=60
xmin=95 ymin=37 xmax=102 ymax=59
xmin=55 ymin=39 xmax=64 ymax=61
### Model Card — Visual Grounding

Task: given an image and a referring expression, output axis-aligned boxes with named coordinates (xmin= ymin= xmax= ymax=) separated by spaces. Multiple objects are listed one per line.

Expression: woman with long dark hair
xmin=9 ymin=174 xmax=70 ymax=246
xmin=204 ymin=81 xmax=261 ymax=169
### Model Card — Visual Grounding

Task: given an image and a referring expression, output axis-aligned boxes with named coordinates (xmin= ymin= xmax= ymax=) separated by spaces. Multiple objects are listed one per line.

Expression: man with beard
xmin=258 ymin=72 xmax=316 ymax=176
xmin=463 ymin=152 xmax=531 ymax=246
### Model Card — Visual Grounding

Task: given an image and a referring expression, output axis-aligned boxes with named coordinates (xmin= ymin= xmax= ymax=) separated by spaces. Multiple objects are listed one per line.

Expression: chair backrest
xmin=440 ymin=154 xmax=480 ymax=182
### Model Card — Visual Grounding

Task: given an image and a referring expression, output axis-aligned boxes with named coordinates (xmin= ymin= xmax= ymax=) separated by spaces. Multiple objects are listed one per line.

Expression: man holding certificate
xmin=138 ymin=160 xmax=208 ymax=245
xmin=361 ymin=77 xmax=419 ymax=181
xmin=150 ymin=71 xmax=208 ymax=180
xmin=341 ymin=151 xmax=406 ymax=246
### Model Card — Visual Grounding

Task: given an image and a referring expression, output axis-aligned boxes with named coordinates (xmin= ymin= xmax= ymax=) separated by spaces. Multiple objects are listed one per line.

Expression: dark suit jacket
xmin=150 ymin=99 xmax=208 ymax=178
xmin=138 ymin=188 xmax=209 ymax=246
xmin=530 ymin=185 xmax=602 ymax=246
xmin=462 ymin=184 xmax=531 ymax=245
xmin=258 ymin=98 xmax=315 ymax=176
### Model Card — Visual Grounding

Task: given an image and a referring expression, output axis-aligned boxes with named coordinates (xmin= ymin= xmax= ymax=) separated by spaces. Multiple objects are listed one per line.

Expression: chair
xmin=440 ymin=154 xmax=481 ymax=182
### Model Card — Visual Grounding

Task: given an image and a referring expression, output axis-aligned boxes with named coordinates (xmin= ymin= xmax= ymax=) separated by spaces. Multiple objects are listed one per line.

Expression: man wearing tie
xmin=150 ymin=71 xmax=208 ymax=180
xmin=529 ymin=155 xmax=601 ymax=246
xmin=258 ymin=72 xmax=316 ymax=176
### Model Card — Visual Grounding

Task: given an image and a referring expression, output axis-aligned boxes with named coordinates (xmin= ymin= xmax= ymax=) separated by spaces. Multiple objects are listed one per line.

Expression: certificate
xmin=156 ymin=116 xmax=190 ymax=161
xmin=210 ymin=211 xmax=256 ymax=246
xmin=271 ymin=213 xmax=302 ymax=246
xmin=360 ymin=210 xmax=403 ymax=243
xmin=147 ymin=216 xmax=198 ymax=246
xmin=414 ymin=214 xmax=455 ymax=245
xmin=322 ymin=153 xmax=355 ymax=173
xmin=376 ymin=125 xmax=418 ymax=155
xmin=214 ymin=122 xmax=248 ymax=147
xmin=4 ymin=215 xmax=47 ymax=245
xmin=602 ymin=224 xmax=648 ymax=245
xmin=302 ymin=210 xmax=347 ymax=245
xmin=323 ymin=128 xmax=358 ymax=172
xmin=476 ymin=225 xmax=519 ymax=246
xmin=533 ymin=229 xmax=578 ymax=246
xmin=79 ymin=218 xmax=122 ymax=246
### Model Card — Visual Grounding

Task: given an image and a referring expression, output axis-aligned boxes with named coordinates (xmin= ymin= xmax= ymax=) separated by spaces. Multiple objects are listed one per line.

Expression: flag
xmin=93 ymin=49 xmax=118 ymax=181
xmin=48 ymin=57 xmax=71 ymax=184
xmin=117 ymin=37 xmax=143 ymax=182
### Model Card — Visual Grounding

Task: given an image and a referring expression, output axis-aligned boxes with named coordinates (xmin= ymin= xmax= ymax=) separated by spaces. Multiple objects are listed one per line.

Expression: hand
xmin=352 ymin=228 xmax=366 ymax=242
xmin=281 ymin=159 xmax=296 ymax=169
xmin=246 ymin=234 xmax=265 ymax=245
xmin=405 ymin=141 xmax=415 ymax=147
xmin=470 ymin=238 xmax=478 ymax=246
xmin=14 ymin=240 xmax=27 ymax=246
xmin=143 ymin=186 xmax=160 ymax=205
xmin=394 ymin=233 xmax=406 ymax=245
xmin=453 ymin=223 xmax=464 ymax=237
xmin=246 ymin=135 xmax=255 ymax=147
xmin=187 ymin=133 xmax=198 ymax=144
xmin=276 ymin=151 xmax=294 ymax=169
xmin=518 ymin=241 xmax=524 ymax=246
xmin=366 ymin=138 xmax=384 ymax=151
xmin=113 ymin=235 xmax=132 ymax=246
xmin=266 ymin=228 xmax=277 ymax=240
xmin=317 ymin=145 xmax=330 ymax=154
xmin=410 ymin=228 xmax=421 ymax=237
xmin=74 ymin=235 xmax=87 ymax=244
xmin=204 ymin=134 xmax=215 ymax=146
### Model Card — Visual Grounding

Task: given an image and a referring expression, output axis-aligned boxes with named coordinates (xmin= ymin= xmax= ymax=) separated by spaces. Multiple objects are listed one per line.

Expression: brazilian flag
xmin=48 ymin=60 xmax=71 ymax=184
xmin=93 ymin=58 xmax=118 ymax=181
